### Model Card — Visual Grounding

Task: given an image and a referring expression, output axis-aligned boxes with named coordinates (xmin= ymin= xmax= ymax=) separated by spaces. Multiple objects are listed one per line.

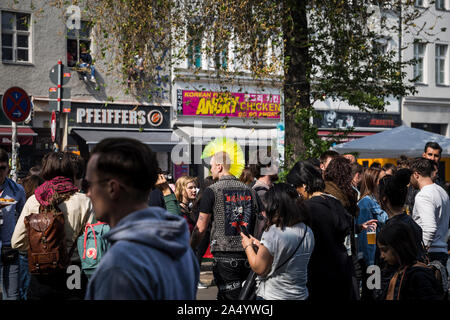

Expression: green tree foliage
xmin=45 ymin=0 xmax=436 ymax=169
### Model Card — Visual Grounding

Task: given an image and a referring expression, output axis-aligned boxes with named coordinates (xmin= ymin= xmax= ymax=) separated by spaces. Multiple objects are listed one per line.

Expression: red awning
xmin=0 ymin=127 xmax=37 ymax=146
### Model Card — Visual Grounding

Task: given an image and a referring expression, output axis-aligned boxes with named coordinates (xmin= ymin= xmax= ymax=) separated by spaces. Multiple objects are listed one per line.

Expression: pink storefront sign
xmin=178 ymin=90 xmax=281 ymax=119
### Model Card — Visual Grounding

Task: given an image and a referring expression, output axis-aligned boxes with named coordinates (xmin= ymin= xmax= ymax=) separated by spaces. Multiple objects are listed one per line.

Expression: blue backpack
xmin=77 ymin=220 xmax=110 ymax=277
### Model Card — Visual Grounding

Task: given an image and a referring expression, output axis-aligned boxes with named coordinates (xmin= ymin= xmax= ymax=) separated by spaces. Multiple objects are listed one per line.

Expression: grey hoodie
xmin=85 ymin=206 xmax=199 ymax=300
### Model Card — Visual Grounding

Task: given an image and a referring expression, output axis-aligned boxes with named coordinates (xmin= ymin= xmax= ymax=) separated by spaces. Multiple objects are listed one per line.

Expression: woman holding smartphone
xmin=240 ymin=183 xmax=315 ymax=300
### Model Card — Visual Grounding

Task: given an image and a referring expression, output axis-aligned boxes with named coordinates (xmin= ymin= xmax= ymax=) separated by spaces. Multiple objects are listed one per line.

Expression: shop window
xmin=1 ymin=11 xmax=31 ymax=63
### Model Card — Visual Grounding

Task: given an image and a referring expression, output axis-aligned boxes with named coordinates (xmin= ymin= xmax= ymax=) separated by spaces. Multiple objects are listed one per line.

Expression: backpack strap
xmin=81 ymin=222 xmax=107 ymax=260
xmin=386 ymin=266 xmax=408 ymax=300
xmin=268 ymin=225 xmax=309 ymax=278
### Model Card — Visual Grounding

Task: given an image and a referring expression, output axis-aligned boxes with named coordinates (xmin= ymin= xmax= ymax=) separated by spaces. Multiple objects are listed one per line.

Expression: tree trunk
xmin=283 ymin=0 xmax=311 ymax=168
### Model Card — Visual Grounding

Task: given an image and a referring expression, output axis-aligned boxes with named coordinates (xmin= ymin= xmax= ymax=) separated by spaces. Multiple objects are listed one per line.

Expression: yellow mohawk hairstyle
xmin=201 ymin=137 xmax=245 ymax=178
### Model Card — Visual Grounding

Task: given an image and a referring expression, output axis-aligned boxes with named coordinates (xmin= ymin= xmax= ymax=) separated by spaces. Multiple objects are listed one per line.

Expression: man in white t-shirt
xmin=410 ymin=157 xmax=450 ymax=267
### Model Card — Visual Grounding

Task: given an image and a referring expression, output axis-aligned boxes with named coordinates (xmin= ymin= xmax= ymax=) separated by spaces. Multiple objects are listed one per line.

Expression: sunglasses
xmin=0 ymin=166 xmax=8 ymax=171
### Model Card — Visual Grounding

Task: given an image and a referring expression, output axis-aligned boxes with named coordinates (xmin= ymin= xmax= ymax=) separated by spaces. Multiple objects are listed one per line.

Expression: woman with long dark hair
xmin=378 ymin=222 xmax=442 ymax=300
xmin=286 ymin=161 xmax=355 ymax=300
xmin=240 ymin=183 xmax=314 ymax=300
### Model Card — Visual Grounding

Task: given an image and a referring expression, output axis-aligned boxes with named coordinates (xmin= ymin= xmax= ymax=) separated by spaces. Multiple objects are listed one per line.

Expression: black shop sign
xmin=68 ymin=103 xmax=170 ymax=129
xmin=313 ymin=110 xmax=401 ymax=129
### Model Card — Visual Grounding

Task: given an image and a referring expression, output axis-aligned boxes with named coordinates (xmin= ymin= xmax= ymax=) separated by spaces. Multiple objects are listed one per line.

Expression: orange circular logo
xmin=148 ymin=110 xmax=163 ymax=126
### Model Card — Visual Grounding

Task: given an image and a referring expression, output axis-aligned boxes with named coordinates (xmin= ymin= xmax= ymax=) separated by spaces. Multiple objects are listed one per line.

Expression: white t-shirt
xmin=412 ymin=183 xmax=450 ymax=254
xmin=257 ymin=222 xmax=315 ymax=300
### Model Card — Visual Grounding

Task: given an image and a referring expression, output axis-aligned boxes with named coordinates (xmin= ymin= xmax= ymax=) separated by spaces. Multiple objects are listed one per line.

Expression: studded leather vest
xmin=208 ymin=175 xmax=258 ymax=253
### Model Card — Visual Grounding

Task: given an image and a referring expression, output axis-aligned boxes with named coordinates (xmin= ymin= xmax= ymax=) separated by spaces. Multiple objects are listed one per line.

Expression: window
xmin=1 ymin=11 xmax=31 ymax=62
xmin=435 ymin=44 xmax=447 ymax=85
xmin=214 ymin=46 xmax=228 ymax=70
xmin=373 ymin=38 xmax=389 ymax=55
xmin=415 ymin=0 xmax=424 ymax=7
xmin=413 ymin=42 xmax=426 ymax=83
xmin=435 ymin=0 xmax=445 ymax=10
xmin=187 ymin=26 xmax=202 ymax=69
xmin=67 ymin=20 xmax=92 ymax=67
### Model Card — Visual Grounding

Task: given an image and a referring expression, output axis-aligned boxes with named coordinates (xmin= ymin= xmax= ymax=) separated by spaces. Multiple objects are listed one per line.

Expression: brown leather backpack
xmin=24 ymin=197 xmax=74 ymax=275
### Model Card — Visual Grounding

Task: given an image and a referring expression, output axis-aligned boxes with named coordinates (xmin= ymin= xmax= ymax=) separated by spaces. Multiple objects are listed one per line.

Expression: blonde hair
xmin=175 ymin=176 xmax=197 ymax=203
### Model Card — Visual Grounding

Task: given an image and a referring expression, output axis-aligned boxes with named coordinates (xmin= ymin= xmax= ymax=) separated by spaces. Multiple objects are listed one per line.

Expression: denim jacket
xmin=0 ymin=178 xmax=26 ymax=247
xmin=356 ymin=195 xmax=388 ymax=266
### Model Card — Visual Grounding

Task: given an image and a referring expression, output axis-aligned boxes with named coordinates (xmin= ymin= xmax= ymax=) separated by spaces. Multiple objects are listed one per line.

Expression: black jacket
xmin=305 ymin=194 xmax=354 ymax=300
xmin=390 ymin=265 xmax=442 ymax=300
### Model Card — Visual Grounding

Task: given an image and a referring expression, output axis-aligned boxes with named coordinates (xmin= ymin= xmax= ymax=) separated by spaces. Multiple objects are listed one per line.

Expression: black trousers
xmin=212 ymin=252 xmax=251 ymax=300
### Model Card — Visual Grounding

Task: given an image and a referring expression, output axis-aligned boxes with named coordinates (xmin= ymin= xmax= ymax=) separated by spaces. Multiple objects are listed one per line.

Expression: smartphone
xmin=241 ymin=225 xmax=250 ymax=237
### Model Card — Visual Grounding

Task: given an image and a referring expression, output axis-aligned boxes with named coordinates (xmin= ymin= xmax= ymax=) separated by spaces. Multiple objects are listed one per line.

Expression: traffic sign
xmin=49 ymin=64 xmax=72 ymax=85
xmin=51 ymin=111 xmax=56 ymax=142
xmin=2 ymin=87 xmax=32 ymax=123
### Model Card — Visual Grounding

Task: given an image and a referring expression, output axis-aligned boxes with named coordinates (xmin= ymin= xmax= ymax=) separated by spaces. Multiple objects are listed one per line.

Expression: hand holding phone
xmin=241 ymin=225 xmax=250 ymax=237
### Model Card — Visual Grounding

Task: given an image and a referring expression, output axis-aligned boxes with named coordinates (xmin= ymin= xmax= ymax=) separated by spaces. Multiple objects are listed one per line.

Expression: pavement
xmin=197 ymin=260 xmax=218 ymax=300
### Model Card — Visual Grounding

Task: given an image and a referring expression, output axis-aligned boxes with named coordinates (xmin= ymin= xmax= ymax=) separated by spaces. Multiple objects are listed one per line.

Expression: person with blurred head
xmin=191 ymin=176 xmax=217 ymax=289
xmin=0 ymin=149 xmax=27 ymax=300
xmin=382 ymin=163 xmax=397 ymax=177
xmin=27 ymin=165 xmax=42 ymax=177
xmin=249 ymin=161 xmax=278 ymax=210
xmin=175 ymin=176 xmax=198 ymax=234
xmin=68 ymin=152 xmax=86 ymax=191
xmin=409 ymin=157 xmax=450 ymax=267
xmin=149 ymin=169 xmax=182 ymax=216
xmin=370 ymin=162 xmax=382 ymax=169
xmin=17 ymin=173 xmax=44 ymax=300
xmin=12 ymin=151 xmax=94 ymax=300
xmin=239 ymin=167 xmax=255 ymax=187
xmin=240 ymin=183 xmax=314 ymax=300
xmin=378 ymin=222 xmax=442 ymax=300
xmin=84 ymin=138 xmax=198 ymax=300
xmin=20 ymin=175 xmax=44 ymax=200
xmin=351 ymin=162 xmax=363 ymax=200
xmin=306 ymin=158 xmax=321 ymax=173
xmin=343 ymin=154 xmax=357 ymax=164
xmin=319 ymin=150 xmax=339 ymax=177
xmin=397 ymin=155 xmax=410 ymax=169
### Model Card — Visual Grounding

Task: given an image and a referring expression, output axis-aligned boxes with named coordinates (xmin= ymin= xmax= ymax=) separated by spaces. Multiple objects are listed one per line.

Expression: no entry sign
xmin=2 ymin=87 xmax=32 ymax=123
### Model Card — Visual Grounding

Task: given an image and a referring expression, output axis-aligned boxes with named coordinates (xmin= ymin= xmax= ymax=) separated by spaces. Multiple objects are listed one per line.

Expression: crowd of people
xmin=0 ymin=138 xmax=449 ymax=300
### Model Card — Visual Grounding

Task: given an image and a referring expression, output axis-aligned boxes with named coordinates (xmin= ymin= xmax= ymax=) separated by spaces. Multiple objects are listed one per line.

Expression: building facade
xmin=0 ymin=1 xmax=174 ymax=177
xmin=402 ymin=0 xmax=450 ymax=137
